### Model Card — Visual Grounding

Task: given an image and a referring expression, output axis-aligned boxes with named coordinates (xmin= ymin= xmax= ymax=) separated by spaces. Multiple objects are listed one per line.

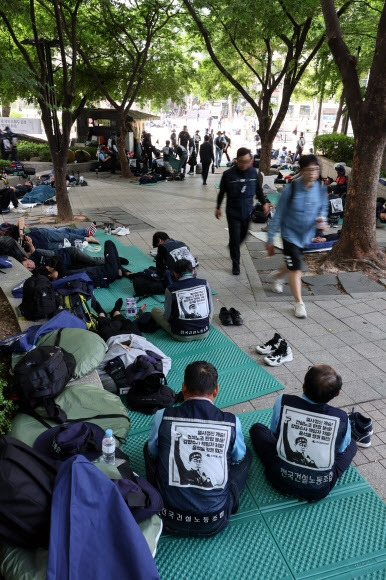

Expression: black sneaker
xmin=349 ymin=408 xmax=373 ymax=447
xmin=256 ymin=333 xmax=283 ymax=354
xmin=264 ymin=340 xmax=293 ymax=366
xmin=219 ymin=307 xmax=233 ymax=326
xmin=229 ymin=308 xmax=243 ymax=325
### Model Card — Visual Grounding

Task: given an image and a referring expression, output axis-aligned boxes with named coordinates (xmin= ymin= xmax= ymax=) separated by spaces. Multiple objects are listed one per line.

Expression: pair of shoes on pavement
xmin=219 ymin=307 xmax=243 ymax=326
xmin=256 ymin=332 xmax=293 ymax=366
xmin=348 ymin=408 xmax=373 ymax=447
xmin=111 ymin=226 xmax=130 ymax=236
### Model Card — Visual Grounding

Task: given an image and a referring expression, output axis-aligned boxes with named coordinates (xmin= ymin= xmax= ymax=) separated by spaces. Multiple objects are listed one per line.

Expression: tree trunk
xmin=315 ymin=89 xmax=324 ymax=136
xmin=259 ymin=136 xmax=274 ymax=177
xmin=40 ymin=103 xmax=73 ymax=222
xmin=117 ymin=113 xmax=133 ymax=179
xmin=2 ymin=103 xmax=11 ymax=117
xmin=333 ymin=93 xmax=345 ymax=132
xmin=324 ymin=131 xmax=386 ymax=269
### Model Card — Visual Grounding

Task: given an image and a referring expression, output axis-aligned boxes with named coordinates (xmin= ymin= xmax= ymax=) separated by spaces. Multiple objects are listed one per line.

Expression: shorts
xmin=282 ymin=239 xmax=303 ymax=271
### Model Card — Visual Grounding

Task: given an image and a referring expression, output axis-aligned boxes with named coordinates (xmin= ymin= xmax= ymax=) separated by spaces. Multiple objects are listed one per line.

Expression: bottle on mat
xmin=102 ymin=429 xmax=115 ymax=465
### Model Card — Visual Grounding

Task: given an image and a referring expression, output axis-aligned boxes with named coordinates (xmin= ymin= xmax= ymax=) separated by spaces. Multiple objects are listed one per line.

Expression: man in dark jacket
xmin=199 ymin=135 xmax=214 ymax=185
xmin=150 ymin=259 xmax=212 ymax=342
xmin=215 ymin=147 xmax=269 ymax=275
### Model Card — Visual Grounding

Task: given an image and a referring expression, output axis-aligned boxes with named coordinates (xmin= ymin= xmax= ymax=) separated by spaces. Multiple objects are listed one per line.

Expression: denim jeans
xmin=215 ymin=148 xmax=223 ymax=167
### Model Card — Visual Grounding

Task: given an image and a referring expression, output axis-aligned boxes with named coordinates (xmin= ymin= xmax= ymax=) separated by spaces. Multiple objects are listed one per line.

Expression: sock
xmin=91 ymin=296 xmax=106 ymax=315
xmin=110 ymin=298 xmax=123 ymax=317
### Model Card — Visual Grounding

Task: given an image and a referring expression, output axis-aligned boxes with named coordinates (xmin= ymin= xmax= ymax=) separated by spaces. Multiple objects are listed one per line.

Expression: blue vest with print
xmin=156 ymin=400 xmax=236 ymax=515
xmin=162 ymin=239 xmax=193 ymax=271
xmin=168 ymin=276 xmax=210 ymax=337
xmin=272 ymin=394 xmax=348 ymax=498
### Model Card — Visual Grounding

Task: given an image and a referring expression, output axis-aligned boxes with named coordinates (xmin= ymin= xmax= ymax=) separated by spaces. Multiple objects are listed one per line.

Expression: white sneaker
xmin=256 ymin=333 xmax=283 ymax=354
xmin=294 ymin=302 xmax=307 ymax=318
xmin=12 ymin=207 xmax=26 ymax=213
xmin=264 ymin=341 xmax=293 ymax=366
xmin=118 ymin=227 xmax=130 ymax=235
xmin=269 ymin=271 xmax=284 ymax=293
xmin=111 ymin=227 xmax=123 ymax=234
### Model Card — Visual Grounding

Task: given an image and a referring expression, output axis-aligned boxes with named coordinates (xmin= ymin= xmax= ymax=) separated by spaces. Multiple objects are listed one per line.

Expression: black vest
xmin=162 ymin=239 xmax=195 ymax=271
xmin=271 ymin=394 xmax=348 ymax=499
xmin=168 ymin=275 xmax=210 ymax=337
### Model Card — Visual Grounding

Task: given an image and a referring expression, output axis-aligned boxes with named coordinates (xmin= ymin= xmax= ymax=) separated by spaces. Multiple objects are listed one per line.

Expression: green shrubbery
xmin=15 ymin=141 xmax=98 ymax=162
xmin=313 ymin=133 xmax=354 ymax=165
xmin=0 ymin=362 xmax=17 ymax=435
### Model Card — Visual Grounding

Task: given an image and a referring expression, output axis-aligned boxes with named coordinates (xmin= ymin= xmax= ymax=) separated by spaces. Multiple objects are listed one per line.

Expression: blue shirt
xmin=270 ymin=394 xmax=351 ymax=453
xmin=268 ymin=178 xmax=328 ymax=247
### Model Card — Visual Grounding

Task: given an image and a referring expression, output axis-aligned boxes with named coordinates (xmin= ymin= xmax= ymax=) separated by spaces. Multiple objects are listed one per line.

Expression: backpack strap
xmin=289 ymin=180 xmax=295 ymax=203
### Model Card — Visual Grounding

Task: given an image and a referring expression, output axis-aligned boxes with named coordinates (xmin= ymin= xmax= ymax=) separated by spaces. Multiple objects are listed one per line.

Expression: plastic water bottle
xmin=125 ymin=297 xmax=137 ymax=317
xmin=102 ymin=429 xmax=115 ymax=465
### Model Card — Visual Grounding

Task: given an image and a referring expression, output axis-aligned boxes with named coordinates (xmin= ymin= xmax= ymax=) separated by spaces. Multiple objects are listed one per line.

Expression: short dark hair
xmin=299 ymin=154 xmax=319 ymax=170
xmin=303 ymin=365 xmax=342 ymax=404
xmin=152 ymin=231 xmax=169 ymax=248
xmin=204 ymin=135 xmax=210 ymax=141
xmin=184 ymin=361 xmax=218 ymax=395
xmin=237 ymin=147 xmax=251 ymax=158
xmin=173 ymin=258 xmax=193 ymax=276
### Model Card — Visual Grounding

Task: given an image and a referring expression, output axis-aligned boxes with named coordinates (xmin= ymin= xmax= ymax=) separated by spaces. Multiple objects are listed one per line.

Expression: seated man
xmin=97 ymin=146 xmax=113 ymax=172
xmin=151 ymin=259 xmax=212 ymax=342
xmin=144 ymin=360 xmax=252 ymax=536
xmin=152 ymin=231 xmax=197 ymax=278
xmin=249 ymin=364 xmax=357 ymax=501
xmin=1 ymin=217 xmax=99 ymax=252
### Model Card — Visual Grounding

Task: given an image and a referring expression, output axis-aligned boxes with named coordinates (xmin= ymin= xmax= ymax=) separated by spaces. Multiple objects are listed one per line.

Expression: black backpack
xmin=20 ymin=274 xmax=58 ymax=321
xmin=13 ymin=330 xmax=76 ymax=423
xmin=0 ymin=435 xmax=57 ymax=548
xmin=129 ymin=268 xmax=165 ymax=297
xmin=125 ymin=354 xmax=180 ymax=414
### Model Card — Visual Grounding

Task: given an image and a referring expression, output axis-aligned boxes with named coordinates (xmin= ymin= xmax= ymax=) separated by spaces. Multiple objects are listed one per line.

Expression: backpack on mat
xmin=0 ymin=435 xmax=57 ymax=548
xmin=13 ymin=329 xmax=76 ymax=423
xmin=125 ymin=353 xmax=179 ymax=414
xmin=129 ymin=268 xmax=165 ymax=297
xmin=20 ymin=274 xmax=58 ymax=321
xmin=58 ymin=292 xmax=98 ymax=332
xmin=53 ymin=274 xmax=97 ymax=331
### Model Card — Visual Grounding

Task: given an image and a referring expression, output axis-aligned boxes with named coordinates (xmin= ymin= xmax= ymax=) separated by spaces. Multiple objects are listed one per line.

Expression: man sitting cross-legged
xmin=151 ymin=258 xmax=212 ymax=342
xmin=144 ymin=361 xmax=252 ymax=537
xmin=249 ymin=364 xmax=357 ymax=501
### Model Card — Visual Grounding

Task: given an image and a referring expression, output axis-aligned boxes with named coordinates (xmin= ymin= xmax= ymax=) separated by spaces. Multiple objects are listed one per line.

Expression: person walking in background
xmin=266 ymin=154 xmax=328 ymax=318
xmin=199 ymin=135 xmax=214 ymax=186
xmin=216 ymin=147 xmax=269 ymax=275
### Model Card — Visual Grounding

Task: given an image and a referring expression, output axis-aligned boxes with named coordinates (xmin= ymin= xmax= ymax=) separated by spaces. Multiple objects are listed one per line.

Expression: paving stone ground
xmin=15 ymin=168 xmax=386 ymax=501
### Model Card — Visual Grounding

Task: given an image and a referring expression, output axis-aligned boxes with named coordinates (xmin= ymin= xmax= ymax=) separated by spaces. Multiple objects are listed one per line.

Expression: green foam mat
xmin=85 ymin=238 xmax=284 ymax=431
xmin=126 ymin=328 xmax=283 ymax=433
xmin=155 ymin=514 xmax=293 ymax=580
xmin=263 ymin=490 xmax=386 ymax=579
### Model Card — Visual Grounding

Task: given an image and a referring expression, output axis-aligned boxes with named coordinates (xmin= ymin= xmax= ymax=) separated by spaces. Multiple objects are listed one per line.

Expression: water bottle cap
xmin=105 ymin=429 xmax=113 ymax=437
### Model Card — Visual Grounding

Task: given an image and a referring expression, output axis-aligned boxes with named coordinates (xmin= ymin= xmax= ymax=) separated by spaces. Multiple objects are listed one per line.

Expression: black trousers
xmin=202 ymin=162 xmax=211 ymax=184
xmin=97 ymin=314 xmax=140 ymax=342
xmin=226 ymin=214 xmax=250 ymax=268
xmin=0 ymin=188 xmax=20 ymax=211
